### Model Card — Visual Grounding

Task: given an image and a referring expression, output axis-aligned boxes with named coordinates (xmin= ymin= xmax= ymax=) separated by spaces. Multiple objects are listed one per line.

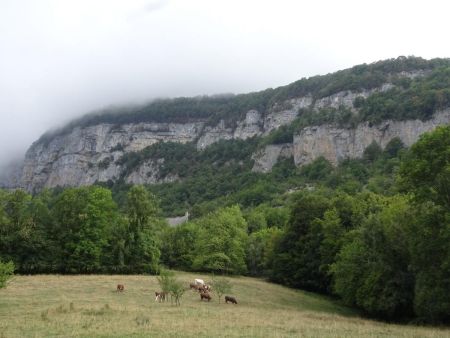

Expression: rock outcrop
xmin=251 ymin=144 xmax=293 ymax=173
xmin=21 ymin=122 xmax=204 ymax=191
xmin=293 ymin=109 xmax=450 ymax=166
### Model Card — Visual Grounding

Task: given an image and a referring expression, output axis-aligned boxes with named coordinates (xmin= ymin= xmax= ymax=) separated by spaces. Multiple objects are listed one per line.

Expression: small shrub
xmin=0 ymin=260 xmax=14 ymax=288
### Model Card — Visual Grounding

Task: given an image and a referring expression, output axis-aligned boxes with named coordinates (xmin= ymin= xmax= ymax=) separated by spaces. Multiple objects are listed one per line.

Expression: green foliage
xmin=0 ymin=189 xmax=55 ymax=273
xmin=408 ymin=203 xmax=450 ymax=323
xmin=299 ymin=157 xmax=334 ymax=181
xmin=383 ymin=137 xmax=405 ymax=158
xmin=244 ymin=208 xmax=267 ymax=233
xmin=363 ymin=141 xmax=383 ymax=163
xmin=331 ymin=196 xmax=414 ymax=319
xmin=398 ymin=125 xmax=450 ymax=206
xmin=52 ymin=187 xmax=119 ymax=273
xmin=211 ymin=275 xmax=232 ymax=303
xmin=192 ymin=206 xmax=248 ymax=274
xmin=160 ymin=222 xmax=199 ymax=270
xmin=358 ymin=67 xmax=450 ymax=123
xmin=157 ymin=269 xmax=185 ymax=305
xmin=156 ymin=269 xmax=175 ymax=294
xmin=270 ymin=191 xmax=331 ymax=291
xmin=168 ymin=278 xmax=185 ymax=306
xmin=122 ymin=186 xmax=162 ymax=273
xmin=246 ymin=227 xmax=283 ymax=276
xmin=0 ymin=260 xmax=14 ymax=288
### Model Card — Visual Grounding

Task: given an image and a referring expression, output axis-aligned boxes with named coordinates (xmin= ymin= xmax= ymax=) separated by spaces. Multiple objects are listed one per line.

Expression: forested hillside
xmin=1 ymin=57 xmax=450 ymax=325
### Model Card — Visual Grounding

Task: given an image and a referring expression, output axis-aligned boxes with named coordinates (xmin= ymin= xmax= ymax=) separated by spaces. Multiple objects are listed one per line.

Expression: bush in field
xmin=0 ymin=260 xmax=14 ymax=288
xmin=156 ymin=269 xmax=175 ymax=295
xmin=211 ymin=275 xmax=232 ymax=303
xmin=157 ymin=269 xmax=185 ymax=306
xmin=169 ymin=279 xmax=186 ymax=306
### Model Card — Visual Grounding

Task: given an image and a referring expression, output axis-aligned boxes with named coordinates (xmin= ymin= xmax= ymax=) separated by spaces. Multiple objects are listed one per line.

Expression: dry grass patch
xmin=0 ymin=273 xmax=448 ymax=337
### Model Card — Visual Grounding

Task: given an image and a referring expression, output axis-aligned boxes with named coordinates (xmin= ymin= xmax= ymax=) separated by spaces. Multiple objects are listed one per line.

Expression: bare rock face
xmin=234 ymin=110 xmax=263 ymax=140
xmin=252 ymin=144 xmax=293 ymax=173
xmin=21 ymin=122 xmax=203 ymax=191
xmin=293 ymin=109 xmax=450 ymax=166
xmin=314 ymin=84 xmax=395 ymax=111
xmin=264 ymin=96 xmax=313 ymax=132
xmin=196 ymin=120 xmax=234 ymax=150
xmin=125 ymin=159 xmax=178 ymax=185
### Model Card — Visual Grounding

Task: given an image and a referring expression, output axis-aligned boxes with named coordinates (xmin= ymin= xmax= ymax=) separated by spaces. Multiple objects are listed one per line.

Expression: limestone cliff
xmin=293 ymin=109 xmax=450 ymax=166
xmin=21 ymin=122 xmax=204 ymax=191
xmin=7 ymin=61 xmax=448 ymax=191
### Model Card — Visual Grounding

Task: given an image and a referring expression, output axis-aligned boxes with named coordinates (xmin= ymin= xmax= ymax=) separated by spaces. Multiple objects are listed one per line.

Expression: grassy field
xmin=0 ymin=273 xmax=449 ymax=338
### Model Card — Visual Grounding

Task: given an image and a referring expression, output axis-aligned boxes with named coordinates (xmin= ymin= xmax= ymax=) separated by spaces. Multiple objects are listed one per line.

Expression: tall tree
xmin=398 ymin=126 xmax=450 ymax=323
xmin=124 ymin=186 xmax=162 ymax=273
xmin=192 ymin=205 xmax=248 ymax=274
xmin=52 ymin=187 xmax=119 ymax=273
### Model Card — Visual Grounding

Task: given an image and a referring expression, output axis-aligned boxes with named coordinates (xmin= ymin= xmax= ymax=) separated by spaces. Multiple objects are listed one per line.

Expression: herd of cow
xmin=189 ymin=278 xmax=214 ymax=302
xmin=116 ymin=278 xmax=238 ymax=305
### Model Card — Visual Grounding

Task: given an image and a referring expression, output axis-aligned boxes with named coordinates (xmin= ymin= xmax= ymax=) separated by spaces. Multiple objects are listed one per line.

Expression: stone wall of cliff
xmin=11 ymin=68 xmax=449 ymax=191
xmin=293 ymin=108 xmax=450 ymax=166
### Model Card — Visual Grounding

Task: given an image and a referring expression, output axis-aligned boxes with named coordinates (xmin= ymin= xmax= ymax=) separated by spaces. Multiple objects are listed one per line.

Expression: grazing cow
xmin=225 ymin=296 xmax=237 ymax=304
xmin=117 ymin=284 xmax=125 ymax=292
xmin=194 ymin=278 xmax=205 ymax=286
xmin=189 ymin=283 xmax=199 ymax=290
xmin=200 ymin=292 xmax=211 ymax=302
xmin=198 ymin=284 xmax=211 ymax=293
xmin=155 ymin=291 xmax=168 ymax=302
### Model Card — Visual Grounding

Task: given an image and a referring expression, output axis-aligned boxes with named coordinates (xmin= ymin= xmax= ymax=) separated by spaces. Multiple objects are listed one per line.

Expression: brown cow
xmin=225 ymin=295 xmax=237 ymax=304
xmin=200 ymin=292 xmax=211 ymax=302
xmin=117 ymin=284 xmax=125 ymax=292
xmin=155 ymin=291 xmax=168 ymax=302
xmin=197 ymin=284 xmax=211 ymax=293
xmin=189 ymin=283 xmax=199 ymax=290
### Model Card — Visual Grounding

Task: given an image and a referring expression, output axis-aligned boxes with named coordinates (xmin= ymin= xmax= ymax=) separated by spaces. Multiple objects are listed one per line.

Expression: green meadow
xmin=1 ymin=273 xmax=448 ymax=337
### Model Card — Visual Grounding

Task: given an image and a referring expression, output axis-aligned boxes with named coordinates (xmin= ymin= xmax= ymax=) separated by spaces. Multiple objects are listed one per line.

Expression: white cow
xmin=194 ymin=278 xmax=205 ymax=286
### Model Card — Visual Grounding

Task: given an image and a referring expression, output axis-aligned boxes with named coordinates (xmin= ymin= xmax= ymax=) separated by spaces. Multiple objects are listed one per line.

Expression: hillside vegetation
xmin=1 ymin=273 xmax=449 ymax=337
xmin=1 ymin=58 xmax=450 ymax=328
xmin=1 ymin=125 xmax=450 ymax=325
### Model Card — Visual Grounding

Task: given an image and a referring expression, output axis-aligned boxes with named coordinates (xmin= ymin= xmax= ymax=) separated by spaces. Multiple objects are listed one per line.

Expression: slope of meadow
xmin=0 ymin=273 xmax=448 ymax=337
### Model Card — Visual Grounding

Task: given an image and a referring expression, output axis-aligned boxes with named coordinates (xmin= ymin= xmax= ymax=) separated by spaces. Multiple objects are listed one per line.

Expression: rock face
xmin=313 ymin=84 xmax=394 ymax=111
xmin=234 ymin=110 xmax=263 ymax=140
xmin=293 ymin=109 xmax=450 ymax=166
xmin=9 ymin=69 xmax=448 ymax=191
xmin=252 ymin=144 xmax=293 ymax=173
xmin=21 ymin=122 xmax=204 ymax=191
xmin=124 ymin=159 xmax=178 ymax=185
xmin=196 ymin=120 xmax=234 ymax=150
xmin=264 ymin=96 xmax=313 ymax=132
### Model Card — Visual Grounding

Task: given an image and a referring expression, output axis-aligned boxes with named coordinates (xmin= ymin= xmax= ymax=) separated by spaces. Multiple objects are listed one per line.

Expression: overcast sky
xmin=1 ymin=0 xmax=449 ymax=166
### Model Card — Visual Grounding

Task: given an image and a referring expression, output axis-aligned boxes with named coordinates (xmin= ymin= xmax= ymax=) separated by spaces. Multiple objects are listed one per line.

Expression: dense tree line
xmin=0 ymin=186 xmax=162 ymax=274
